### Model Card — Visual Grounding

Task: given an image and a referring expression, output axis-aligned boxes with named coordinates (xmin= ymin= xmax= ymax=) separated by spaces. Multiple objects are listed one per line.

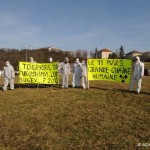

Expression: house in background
xmin=142 ymin=51 xmax=150 ymax=62
xmin=126 ymin=50 xmax=142 ymax=59
xmin=97 ymin=48 xmax=113 ymax=58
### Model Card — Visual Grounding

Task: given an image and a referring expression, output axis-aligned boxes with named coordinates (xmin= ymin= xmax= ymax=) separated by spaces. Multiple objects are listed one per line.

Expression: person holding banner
xmin=29 ymin=57 xmax=36 ymax=87
xmin=80 ymin=60 xmax=89 ymax=89
xmin=49 ymin=57 xmax=53 ymax=63
xmin=72 ymin=58 xmax=82 ymax=88
xmin=60 ymin=57 xmax=70 ymax=89
xmin=129 ymin=56 xmax=144 ymax=94
xmin=3 ymin=61 xmax=15 ymax=91
xmin=47 ymin=57 xmax=53 ymax=87
xmin=29 ymin=57 xmax=36 ymax=63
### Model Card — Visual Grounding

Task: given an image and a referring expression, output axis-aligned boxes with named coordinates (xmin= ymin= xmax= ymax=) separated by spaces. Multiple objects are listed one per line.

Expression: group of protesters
xmin=0 ymin=56 xmax=144 ymax=94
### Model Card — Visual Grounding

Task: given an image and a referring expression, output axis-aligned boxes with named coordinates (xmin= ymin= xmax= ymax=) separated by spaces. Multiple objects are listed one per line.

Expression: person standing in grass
xmin=80 ymin=60 xmax=89 ymax=89
xmin=3 ymin=61 xmax=15 ymax=91
xmin=72 ymin=58 xmax=82 ymax=88
xmin=129 ymin=56 xmax=144 ymax=94
xmin=60 ymin=57 xmax=70 ymax=89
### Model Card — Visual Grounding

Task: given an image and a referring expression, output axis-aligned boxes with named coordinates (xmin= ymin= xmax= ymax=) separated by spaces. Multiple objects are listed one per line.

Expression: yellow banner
xmin=19 ymin=62 xmax=59 ymax=84
xmin=87 ymin=59 xmax=132 ymax=83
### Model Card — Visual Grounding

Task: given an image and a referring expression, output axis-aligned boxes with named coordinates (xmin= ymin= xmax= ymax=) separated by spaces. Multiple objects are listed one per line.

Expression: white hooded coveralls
xmin=72 ymin=59 xmax=81 ymax=87
xmin=61 ymin=59 xmax=70 ymax=88
xmin=129 ymin=57 xmax=144 ymax=93
xmin=3 ymin=63 xmax=15 ymax=91
xmin=80 ymin=63 xmax=89 ymax=89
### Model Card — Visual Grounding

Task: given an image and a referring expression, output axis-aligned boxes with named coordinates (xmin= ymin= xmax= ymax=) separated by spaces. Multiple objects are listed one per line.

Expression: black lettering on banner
xmin=88 ymin=67 xmax=109 ymax=73
xmin=92 ymin=74 xmax=117 ymax=81
xmin=97 ymin=59 xmax=103 ymax=65
xmin=49 ymin=72 xmax=58 ymax=77
xmin=111 ymin=67 xmax=131 ymax=74
xmin=122 ymin=68 xmax=131 ymax=74
xmin=88 ymin=60 xmax=95 ymax=65
xmin=22 ymin=64 xmax=27 ymax=70
xmin=19 ymin=62 xmax=59 ymax=84
xmin=43 ymin=78 xmax=46 ymax=83
xmin=19 ymin=77 xmax=37 ymax=83
xmin=107 ymin=59 xmax=123 ymax=66
xmin=48 ymin=78 xmax=58 ymax=84
xmin=51 ymin=64 xmax=58 ymax=69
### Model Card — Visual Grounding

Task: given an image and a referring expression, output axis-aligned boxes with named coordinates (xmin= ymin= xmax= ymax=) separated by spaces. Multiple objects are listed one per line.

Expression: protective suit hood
xmin=6 ymin=61 xmax=10 ymax=66
xmin=49 ymin=57 xmax=53 ymax=62
xmin=64 ymin=57 xmax=69 ymax=63
xmin=135 ymin=56 xmax=140 ymax=62
xmin=76 ymin=58 xmax=79 ymax=63
xmin=29 ymin=57 xmax=34 ymax=62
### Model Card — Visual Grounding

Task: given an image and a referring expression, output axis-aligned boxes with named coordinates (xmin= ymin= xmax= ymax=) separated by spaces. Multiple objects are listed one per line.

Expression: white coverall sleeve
xmin=60 ymin=63 xmax=63 ymax=74
xmin=11 ymin=66 xmax=15 ymax=78
xmin=68 ymin=64 xmax=71 ymax=74
xmin=141 ymin=63 xmax=144 ymax=77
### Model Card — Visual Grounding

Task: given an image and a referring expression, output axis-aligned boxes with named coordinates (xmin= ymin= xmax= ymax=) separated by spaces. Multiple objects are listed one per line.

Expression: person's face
xmin=76 ymin=59 xmax=79 ymax=63
xmin=6 ymin=61 xmax=10 ymax=66
xmin=30 ymin=58 xmax=33 ymax=62
xmin=82 ymin=60 xmax=85 ymax=64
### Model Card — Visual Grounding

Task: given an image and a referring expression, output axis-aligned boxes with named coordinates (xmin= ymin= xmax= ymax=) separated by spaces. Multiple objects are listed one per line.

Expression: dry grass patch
xmin=0 ymin=64 xmax=150 ymax=149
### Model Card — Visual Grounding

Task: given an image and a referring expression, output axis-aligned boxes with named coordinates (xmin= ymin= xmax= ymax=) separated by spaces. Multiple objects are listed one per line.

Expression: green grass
xmin=0 ymin=63 xmax=150 ymax=150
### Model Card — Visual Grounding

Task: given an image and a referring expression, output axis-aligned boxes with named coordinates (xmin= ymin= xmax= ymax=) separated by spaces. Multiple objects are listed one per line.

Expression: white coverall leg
xmin=81 ymin=76 xmax=86 ymax=89
xmin=72 ymin=73 xmax=76 ymax=87
xmin=81 ymin=76 xmax=89 ymax=89
xmin=130 ymin=76 xmax=142 ymax=93
xmin=62 ymin=74 xmax=68 ymax=88
xmin=10 ymin=78 xmax=14 ymax=90
xmin=137 ymin=79 xmax=142 ymax=93
xmin=75 ymin=73 xmax=81 ymax=87
xmin=3 ymin=77 xmax=9 ymax=91
xmin=3 ymin=77 xmax=14 ymax=91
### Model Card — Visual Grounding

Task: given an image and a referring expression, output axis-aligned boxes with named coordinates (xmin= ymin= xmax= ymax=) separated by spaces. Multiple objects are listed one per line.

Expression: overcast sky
xmin=0 ymin=0 xmax=150 ymax=53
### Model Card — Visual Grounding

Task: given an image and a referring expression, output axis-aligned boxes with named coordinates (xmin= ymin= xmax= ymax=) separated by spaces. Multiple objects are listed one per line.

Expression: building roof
xmin=98 ymin=48 xmax=112 ymax=53
xmin=126 ymin=50 xmax=142 ymax=55
xmin=142 ymin=51 xmax=150 ymax=54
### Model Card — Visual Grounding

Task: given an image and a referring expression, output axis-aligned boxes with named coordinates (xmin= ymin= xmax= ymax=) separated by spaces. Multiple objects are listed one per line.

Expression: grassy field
xmin=0 ymin=63 xmax=150 ymax=150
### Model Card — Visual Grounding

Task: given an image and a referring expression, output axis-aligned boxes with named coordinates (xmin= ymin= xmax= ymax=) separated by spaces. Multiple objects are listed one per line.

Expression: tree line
xmin=0 ymin=48 xmax=91 ymax=70
xmin=0 ymin=45 xmax=148 ymax=70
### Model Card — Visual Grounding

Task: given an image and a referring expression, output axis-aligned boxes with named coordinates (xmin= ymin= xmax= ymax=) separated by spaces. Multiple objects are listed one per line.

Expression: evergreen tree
xmin=95 ymin=47 xmax=98 ymax=58
xmin=119 ymin=45 xmax=125 ymax=59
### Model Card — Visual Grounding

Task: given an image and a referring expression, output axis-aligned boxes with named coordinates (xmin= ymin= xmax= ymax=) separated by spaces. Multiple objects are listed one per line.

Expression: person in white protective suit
xmin=49 ymin=57 xmax=53 ymax=63
xmin=3 ymin=61 xmax=15 ymax=91
xmin=29 ymin=57 xmax=36 ymax=63
xmin=129 ymin=56 xmax=144 ymax=94
xmin=61 ymin=57 xmax=70 ymax=88
xmin=80 ymin=60 xmax=89 ymax=89
xmin=29 ymin=57 xmax=36 ymax=87
xmin=72 ymin=58 xmax=82 ymax=87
